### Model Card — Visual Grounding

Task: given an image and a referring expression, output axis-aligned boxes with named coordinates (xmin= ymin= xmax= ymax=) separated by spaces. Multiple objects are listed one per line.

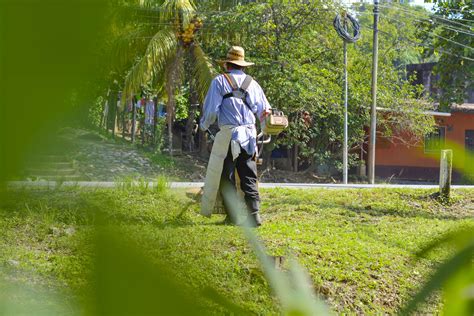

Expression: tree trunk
xmin=112 ymin=106 xmax=117 ymax=138
xmin=101 ymin=90 xmax=109 ymax=129
xmin=121 ymin=107 xmax=126 ymax=139
xmin=141 ymin=102 xmax=146 ymax=146
xmin=199 ymin=130 xmax=208 ymax=158
xmin=293 ymin=144 xmax=298 ymax=172
xmin=107 ymin=88 xmax=117 ymax=137
xmin=185 ymin=81 xmax=198 ymax=152
xmin=166 ymin=84 xmax=175 ymax=156
xmin=131 ymin=96 xmax=137 ymax=143
xmin=101 ymin=100 xmax=108 ymax=130
xmin=165 ymin=45 xmax=184 ymax=156
xmin=153 ymin=97 xmax=158 ymax=147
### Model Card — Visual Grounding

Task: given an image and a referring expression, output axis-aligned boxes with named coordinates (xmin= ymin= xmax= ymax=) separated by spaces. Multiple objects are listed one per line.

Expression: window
xmin=424 ymin=126 xmax=446 ymax=153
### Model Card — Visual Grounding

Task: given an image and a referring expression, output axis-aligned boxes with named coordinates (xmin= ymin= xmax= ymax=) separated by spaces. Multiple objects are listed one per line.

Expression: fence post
xmin=439 ymin=149 xmax=453 ymax=199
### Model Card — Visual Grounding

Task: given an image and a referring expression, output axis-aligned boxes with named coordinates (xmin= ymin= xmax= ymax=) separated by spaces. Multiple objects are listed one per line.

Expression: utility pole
xmin=368 ymin=0 xmax=379 ymax=184
xmin=333 ymin=12 xmax=360 ymax=184
xmin=343 ymin=15 xmax=348 ymax=184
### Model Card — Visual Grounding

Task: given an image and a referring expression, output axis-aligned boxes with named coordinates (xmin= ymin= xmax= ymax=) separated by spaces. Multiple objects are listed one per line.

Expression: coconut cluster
xmin=179 ymin=17 xmax=203 ymax=46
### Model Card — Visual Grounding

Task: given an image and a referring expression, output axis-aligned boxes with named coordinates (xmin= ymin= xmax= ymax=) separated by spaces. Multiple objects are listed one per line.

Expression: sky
xmin=344 ymin=0 xmax=435 ymax=11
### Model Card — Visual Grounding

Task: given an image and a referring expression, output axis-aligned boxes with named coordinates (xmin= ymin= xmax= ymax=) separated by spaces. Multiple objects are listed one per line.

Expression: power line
xmin=359 ymin=23 xmax=474 ymax=62
xmin=123 ymin=19 xmax=474 ymax=60
xmin=336 ymin=4 xmax=474 ymax=37
xmin=355 ymin=8 xmax=474 ymax=51
xmin=375 ymin=8 xmax=474 ymax=37
xmin=378 ymin=3 xmax=473 ymax=30
xmin=359 ymin=12 xmax=474 ymax=48
xmin=373 ymin=11 xmax=474 ymax=51
xmin=429 ymin=13 xmax=474 ymax=23
xmin=432 ymin=6 xmax=473 ymax=14
xmin=364 ymin=4 xmax=474 ymax=35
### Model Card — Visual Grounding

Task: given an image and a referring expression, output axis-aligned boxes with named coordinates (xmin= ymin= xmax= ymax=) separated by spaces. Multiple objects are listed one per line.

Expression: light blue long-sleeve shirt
xmin=200 ymin=69 xmax=271 ymax=156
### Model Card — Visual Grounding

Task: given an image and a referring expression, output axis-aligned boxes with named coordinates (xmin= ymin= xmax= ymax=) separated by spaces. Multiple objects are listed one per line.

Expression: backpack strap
xmin=222 ymin=73 xmax=254 ymax=113
xmin=241 ymin=75 xmax=253 ymax=91
xmin=223 ymin=72 xmax=239 ymax=90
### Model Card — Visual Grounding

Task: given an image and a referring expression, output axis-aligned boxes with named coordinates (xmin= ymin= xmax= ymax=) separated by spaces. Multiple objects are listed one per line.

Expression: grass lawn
xmin=1 ymin=187 xmax=473 ymax=314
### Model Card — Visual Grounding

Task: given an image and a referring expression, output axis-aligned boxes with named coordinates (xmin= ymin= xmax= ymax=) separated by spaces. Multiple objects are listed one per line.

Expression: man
xmin=200 ymin=46 xmax=271 ymax=227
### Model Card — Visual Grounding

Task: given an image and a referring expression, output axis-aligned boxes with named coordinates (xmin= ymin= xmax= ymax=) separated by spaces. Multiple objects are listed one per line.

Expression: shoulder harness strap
xmin=241 ymin=75 xmax=253 ymax=91
xmin=223 ymin=73 xmax=239 ymax=90
xmin=222 ymin=73 xmax=254 ymax=113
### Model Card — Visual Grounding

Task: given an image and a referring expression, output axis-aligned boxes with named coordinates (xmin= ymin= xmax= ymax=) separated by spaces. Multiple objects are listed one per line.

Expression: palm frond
xmin=122 ymin=28 xmax=177 ymax=106
xmin=191 ymin=44 xmax=218 ymax=102
xmin=138 ymin=0 xmax=165 ymax=8
xmin=161 ymin=0 xmax=196 ymax=26
xmin=111 ymin=25 xmax=157 ymax=73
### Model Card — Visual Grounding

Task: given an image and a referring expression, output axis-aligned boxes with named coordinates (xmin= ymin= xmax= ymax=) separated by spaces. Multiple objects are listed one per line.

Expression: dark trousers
xmin=220 ymin=145 xmax=260 ymax=217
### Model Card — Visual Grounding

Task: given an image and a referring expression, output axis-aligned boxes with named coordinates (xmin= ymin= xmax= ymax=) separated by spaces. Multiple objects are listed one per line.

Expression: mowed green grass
xmin=0 ymin=187 xmax=473 ymax=314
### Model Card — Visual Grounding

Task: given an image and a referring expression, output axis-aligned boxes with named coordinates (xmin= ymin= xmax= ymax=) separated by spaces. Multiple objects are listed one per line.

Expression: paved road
xmin=6 ymin=181 xmax=474 ymax=190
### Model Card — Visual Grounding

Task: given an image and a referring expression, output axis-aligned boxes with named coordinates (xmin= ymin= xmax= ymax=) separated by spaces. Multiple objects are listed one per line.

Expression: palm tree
xmin=119 ymin=0 xmax=218 ymax=155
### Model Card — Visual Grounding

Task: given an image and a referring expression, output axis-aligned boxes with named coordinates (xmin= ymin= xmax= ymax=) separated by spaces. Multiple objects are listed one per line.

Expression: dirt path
xmin=24 ymin=127 xmax=337 ymax=183
xmin=61 ymin=128 xmax=206 ymax=181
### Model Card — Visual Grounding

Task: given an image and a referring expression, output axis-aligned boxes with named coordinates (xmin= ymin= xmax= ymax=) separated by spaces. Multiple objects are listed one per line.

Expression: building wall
xmin=375 ymin=112 xmax=474 ymax=180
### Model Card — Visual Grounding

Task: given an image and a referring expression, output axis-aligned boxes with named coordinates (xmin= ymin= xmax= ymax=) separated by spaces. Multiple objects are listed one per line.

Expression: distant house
xmin=373 ymin=62 xmax=474 ymax=182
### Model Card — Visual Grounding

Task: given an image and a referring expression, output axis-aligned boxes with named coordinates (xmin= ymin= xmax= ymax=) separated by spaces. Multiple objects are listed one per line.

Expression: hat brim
xmin=218 ymin=59 xmax=255 ymax=67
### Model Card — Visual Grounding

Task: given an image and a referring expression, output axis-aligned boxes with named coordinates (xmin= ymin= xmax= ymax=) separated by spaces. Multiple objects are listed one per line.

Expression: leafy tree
xmin=421 ymin=0 xmax=473 ymax=109
xmin=199 ymin=1 xmax=434 ymax=173
xmin=112 ymin=0 xmax=218 ymax=154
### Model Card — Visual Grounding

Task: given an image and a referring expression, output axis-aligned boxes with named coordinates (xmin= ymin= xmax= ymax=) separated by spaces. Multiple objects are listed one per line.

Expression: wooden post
xmin=439 ymin=149 xmax=453 ymax=199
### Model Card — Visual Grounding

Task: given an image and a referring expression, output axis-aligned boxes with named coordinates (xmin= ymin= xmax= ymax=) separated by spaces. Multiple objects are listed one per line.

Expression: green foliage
xmin=199 ymin=1 xmax=435 ymax=170
xmin=175 ymin=84 xmax=190 ymax=120
xmin=155 ymin=175 xmax=170 ymax=194
xmin=420 ymin=0 xmax=473 ymax=109
xmin=153 ymin=116 xmax=168 ymax=152
xmin=88 ymin=96 xmax=105 ymax=129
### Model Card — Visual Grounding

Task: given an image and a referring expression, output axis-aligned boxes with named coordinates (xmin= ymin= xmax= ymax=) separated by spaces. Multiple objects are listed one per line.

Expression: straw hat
xmin=219 ymin=46 xmax=254 ymax=67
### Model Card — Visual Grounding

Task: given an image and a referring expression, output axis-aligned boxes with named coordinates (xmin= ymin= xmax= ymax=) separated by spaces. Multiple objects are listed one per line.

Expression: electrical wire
xmin=333 ymin=12 xmax=361 ymax=43
xmin=359 ymin=23 xmax=474 ymax=62
xmin=352 ymin=5 xmax=474 ymax=36
xmin=119 ymin=4 xmax=473 ymax=62
xmin=431 ymin=6 xmax=473 ymax=14
xmin=353 ymin=9 xmax=474 ymax=52
xmin=372 ymin=11 xmax=474 ymax=51
xmin=365 ymin=9 xmax=474 ymax=37
xmin=378 ymin=3 xmax=474 ymax=29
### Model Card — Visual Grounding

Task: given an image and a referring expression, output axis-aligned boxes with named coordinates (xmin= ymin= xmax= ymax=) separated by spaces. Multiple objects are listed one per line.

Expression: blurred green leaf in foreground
xmin=400 ymin=227 xmax=474 ymax=315
xmin=0 ymin=0 xmax=110 ymax=183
